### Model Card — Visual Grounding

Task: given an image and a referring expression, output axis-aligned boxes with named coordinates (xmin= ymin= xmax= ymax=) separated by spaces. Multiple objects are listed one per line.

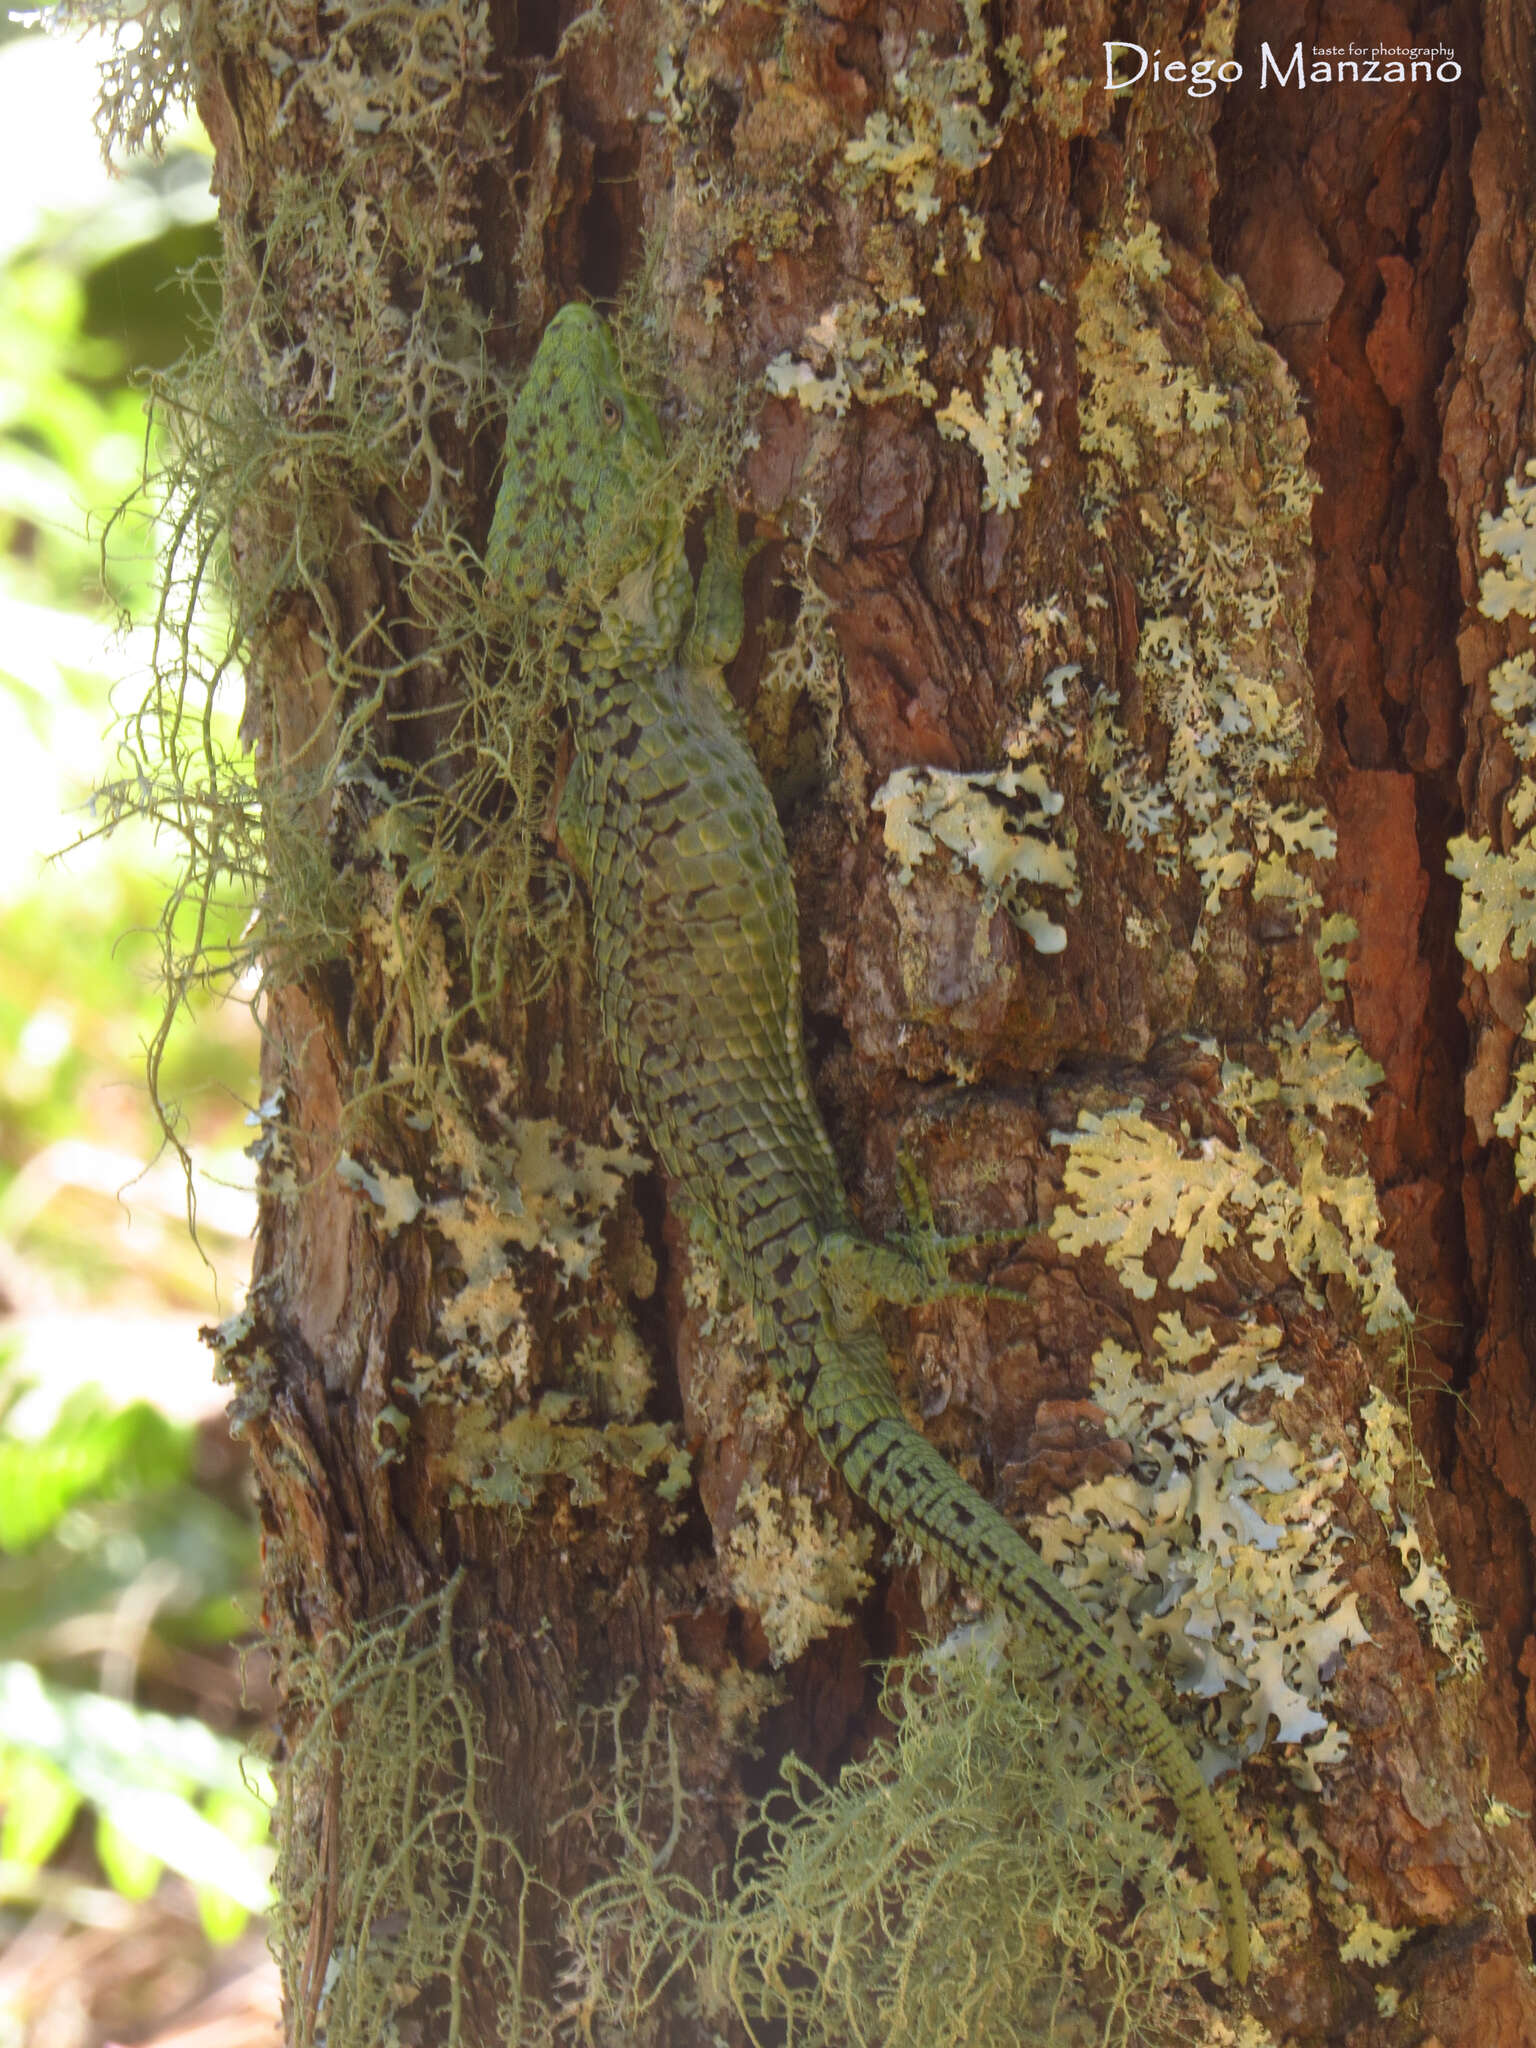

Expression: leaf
xmin=0 ymin=1745 xmax=80 ymax=1867
xmin=95 ymin=1811 xmax=164 ymax=1900
xmin=0 ymin=1389 xmax=190 ymax=1553
xmin=0 ymin=1663 xmax=272 ymax=1910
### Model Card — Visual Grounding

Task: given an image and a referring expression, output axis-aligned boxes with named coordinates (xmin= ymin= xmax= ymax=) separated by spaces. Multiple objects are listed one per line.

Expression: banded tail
xmin=801 ymin=1327 xmax=1252 ymax=1984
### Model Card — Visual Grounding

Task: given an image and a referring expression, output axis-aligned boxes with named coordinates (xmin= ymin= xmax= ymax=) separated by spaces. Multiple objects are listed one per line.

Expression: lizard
xmin=485 ymin=300 xmax=1251 ymax=1984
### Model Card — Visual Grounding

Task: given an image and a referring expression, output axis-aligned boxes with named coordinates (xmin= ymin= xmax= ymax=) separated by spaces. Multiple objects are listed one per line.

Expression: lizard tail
xmin=802 ymin=1351 xmax=1252 ymax=1984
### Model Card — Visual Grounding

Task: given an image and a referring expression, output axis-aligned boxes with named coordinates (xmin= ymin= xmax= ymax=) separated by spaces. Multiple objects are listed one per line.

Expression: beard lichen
xmin=270 ymin=1578 xmax=553 ymax=2048
xmin=570 ymin=1625 xmax=1247 ymax=2048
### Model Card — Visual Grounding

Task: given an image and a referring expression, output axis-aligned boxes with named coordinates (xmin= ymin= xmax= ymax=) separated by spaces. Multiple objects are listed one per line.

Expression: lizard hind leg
xmin=815 ymin=1227 xmax=1041 ymax=1327
xmin=818 ymin=1152 xmax=1050 ymax=1322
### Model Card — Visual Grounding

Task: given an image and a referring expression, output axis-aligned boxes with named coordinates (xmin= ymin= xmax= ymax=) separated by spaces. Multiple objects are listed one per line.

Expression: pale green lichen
xmin=1447 ymin=832 xmax=1536 ymax=973
xmin=1030 ymin=1318 xmax=1368 ymax=1790
xmin=841 ymin=0 xmax=1002 ymax=227
xmin=1076 ymin=219 xmax=1322 ymax=940
xmin=1018 ymin=24 xmax=1094 ymax=136
xmin=1392 ymin=1519 xmax=1484 ymax=1677
xmin=1314 ymin=912 xmax=1359 ymax=1002
xmin=1447 ymin=462 xmax=1536 ymax=1190
xmin=1337 ymin=1911 xmax=1414 ymax=1968
xmin=722 ymin=1482 xmax=875 ymax=1666
xmin=873 ymin=757 xmax=1078 ymax=952
xmin=337 ymin=1152 xmax=426 ymax=1232
xmin=1474 ymin=462 xmax=1536 ymax=621
xmin=347 ymin=1108 xmax=646 ymax=1402
xmin=753 ymin=497 xmax=845 ymax=780
xmin=1350 ymin=1391 xmax=1478 ymax=1671
xmin=765 ymin=296 xmax=937 ymax=416
xmin=447 ymin=1391 xmax=691 ymax=1520
xmin=933 ymin=345 xmax=1042 ymax=510
xmin=1352 ymin=1386 xmax=1427 ymax=1520
xmin=572 ymin=1626 xmax=1230 ymax=2046
xmin=1486 ymin=1796 xmax=1528 ymax=1828
xmin=1049 ymin=1089 xmax=1408 ymax=1334
xmin=1087 ymin=682 xmax=1178 ymax=852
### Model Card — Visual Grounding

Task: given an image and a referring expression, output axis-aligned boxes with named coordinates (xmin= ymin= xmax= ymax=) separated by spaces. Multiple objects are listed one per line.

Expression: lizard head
xmin=486 ymin=302 xmax=668 ymax=618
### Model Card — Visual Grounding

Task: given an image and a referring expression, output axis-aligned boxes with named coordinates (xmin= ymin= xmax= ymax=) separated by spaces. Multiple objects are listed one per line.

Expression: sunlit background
xmin=0 ymin=14 xmax=273 ymax=2044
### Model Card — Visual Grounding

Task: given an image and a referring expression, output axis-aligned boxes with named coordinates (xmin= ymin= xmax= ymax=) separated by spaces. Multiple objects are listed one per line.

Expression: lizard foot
xmin=816 ymin=1156 xmax=1048 ymax=1327
xmin=881 ymin=1149 xmax=1049 ymax=1300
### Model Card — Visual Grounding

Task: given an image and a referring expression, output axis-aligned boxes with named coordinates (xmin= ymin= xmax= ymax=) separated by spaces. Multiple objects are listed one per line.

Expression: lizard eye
xmin=601 ymin=394 xmax=623 ymax=430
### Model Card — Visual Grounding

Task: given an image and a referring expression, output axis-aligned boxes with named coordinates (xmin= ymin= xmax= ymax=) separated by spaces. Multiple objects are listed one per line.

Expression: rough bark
xmin=176 ymin=0 xmax=1536 ymax=2040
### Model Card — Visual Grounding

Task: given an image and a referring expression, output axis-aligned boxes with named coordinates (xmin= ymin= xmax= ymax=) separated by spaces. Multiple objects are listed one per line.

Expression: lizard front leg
xmin=684 ymin=494 xmax=765 ymax=672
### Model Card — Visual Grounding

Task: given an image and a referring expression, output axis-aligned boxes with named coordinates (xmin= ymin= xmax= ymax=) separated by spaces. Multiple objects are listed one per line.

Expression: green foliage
xmin=572 ymin=1631 xmax=1216 ymax=2047
xmin=0 ymin=1381 xmax=187 ymax=1552
xmin=0 ymin=1365 xmax=254 ymax=1649
xmin=0 ymin=19 xmax=266 ymax=1976
xmin=0 ymin=22 xmax=248 ymax=1300
xmin=0 ymin=1357 xmax=263 ymax=1927
xmin=0 ymin=1660 xmax=271 ymax=1937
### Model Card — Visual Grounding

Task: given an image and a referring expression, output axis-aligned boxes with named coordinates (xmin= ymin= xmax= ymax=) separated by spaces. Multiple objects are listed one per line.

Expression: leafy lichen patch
xmin=1391 ymin=1519 xmax=1483 ymax=1677
xmin=1049 ymin=1093 xmax=1407 ymax=1333
xmin=1075 ymin=219 xmax=1321 ymax=942
xmin=411 ymin=1113 xmax=645 ymax=1397
xmin=1447 ymin=462 xmax=1536 ymax=1187
xmin=722 ymin=1482 xmax=875 ymax=1667
xmin=1029 ymin=1321 xmax=1368 ymax=1789
xmin=933 ymin=345 xmax=1042 ymax=510
xmin=1353 ymin=1386 xmax=1428 ymax=1520
xmin=873 ymin=757 xmax=1078 ymax=953
xmin=765 ymin=297 xmax=938 ymax=417
xmin=840 ymin=0 xmax=1007 ymax=228
xmin=448 ymin=1393 xmax=690 ymax=1521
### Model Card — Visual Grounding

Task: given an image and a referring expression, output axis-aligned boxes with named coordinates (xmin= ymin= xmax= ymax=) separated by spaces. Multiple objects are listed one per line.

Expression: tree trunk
xmin=170 ymin=0 xmax=1536 ymax=2039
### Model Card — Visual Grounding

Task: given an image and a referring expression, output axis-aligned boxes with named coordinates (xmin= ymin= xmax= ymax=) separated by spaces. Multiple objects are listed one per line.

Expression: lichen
xmin=1392 ymin=1519 xmax=1484 ymax=1677
xmin=752 ymin=496 xmax=846 ymax=782
xmin=1030 ymin=1318 xmax=1368 ymax=1790
xmin=840 ymin=0 xmax=1003 ymax=228
xmin=873 ymin=755 xmax=1078 ymax=953
xmin=340 ymin=1107 xmax=647 ymax=1403
xmin=270 ymin=1579 xmax=553 ymax=2048
xmin=765 ymin=296 xmax=938 ymax=416
xmin=1048 ymin=1089 xmax=1408 ymax=1335
xmin=447 ymin=1392 xmax=691 ymax=1521
xmin=933 ymin=345 xmax=1042 ymax=510
xmin=722 ymin=1481 xmax=875 ymax=1666
xmin=1075 ymin=218 xmax=1321 ymax=942
xmin=572 ymin=1626 xmax=1228 ymax=2046
xmin=1337 ymin=1911 xmax=1415 ymax=1968
xmin=1446 ymin=462 xmax=1536 ymax=1189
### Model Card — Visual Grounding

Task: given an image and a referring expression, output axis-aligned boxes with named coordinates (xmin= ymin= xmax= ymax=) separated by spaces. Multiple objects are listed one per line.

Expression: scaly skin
xmin=487 ymin=302 xmax=1251 ymax=1983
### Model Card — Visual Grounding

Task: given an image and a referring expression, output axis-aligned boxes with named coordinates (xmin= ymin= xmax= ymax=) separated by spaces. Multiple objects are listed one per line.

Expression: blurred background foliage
xmin=0 ymin=13 xmax=272 ymax=2045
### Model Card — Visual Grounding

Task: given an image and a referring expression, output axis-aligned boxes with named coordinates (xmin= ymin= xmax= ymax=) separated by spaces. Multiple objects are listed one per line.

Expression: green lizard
xmin=486 ymin=301 xmax=1251 ymax=1984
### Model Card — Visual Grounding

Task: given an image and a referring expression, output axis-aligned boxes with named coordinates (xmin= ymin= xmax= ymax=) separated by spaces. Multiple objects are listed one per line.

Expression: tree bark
xmin=180 ymin=0 xmax=1536 ymax=2040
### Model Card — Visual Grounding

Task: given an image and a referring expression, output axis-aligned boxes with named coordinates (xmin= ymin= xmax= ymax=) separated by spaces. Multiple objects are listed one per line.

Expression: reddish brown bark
xmin=192 ymin=0 xmax=1536 ymax=2039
